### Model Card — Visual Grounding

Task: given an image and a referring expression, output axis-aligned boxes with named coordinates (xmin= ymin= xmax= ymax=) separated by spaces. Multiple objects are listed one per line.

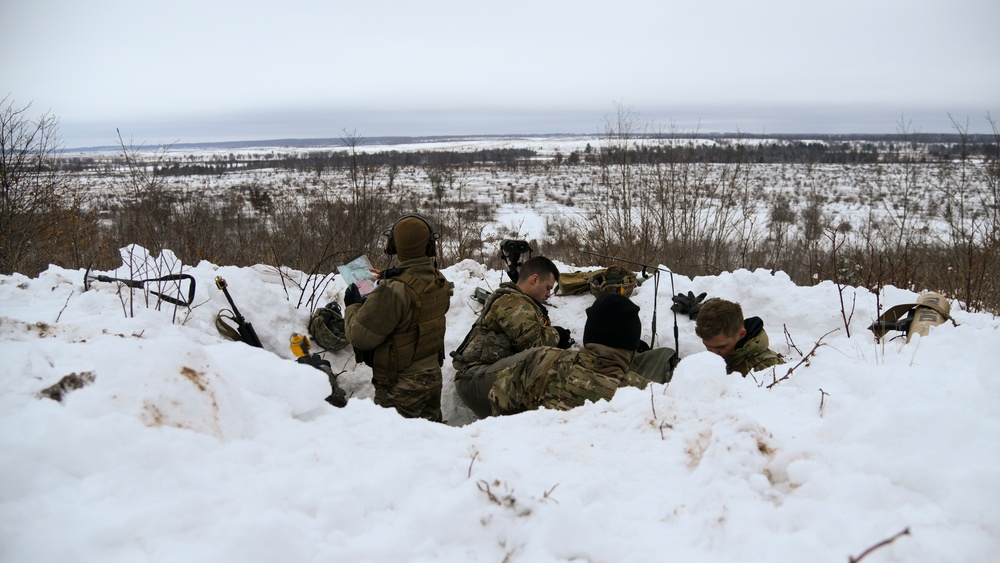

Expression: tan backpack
xmin=868 ymin=291 xmax=955 ymax=342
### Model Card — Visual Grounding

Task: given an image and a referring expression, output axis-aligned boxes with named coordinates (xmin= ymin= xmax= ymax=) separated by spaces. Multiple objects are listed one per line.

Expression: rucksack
xmin=556 ymin=269 xmax=604 ymax=296
xmin=868 ymin=291 xmax=955 ymax=343
xmin=309 ymin=302 xmax=349 ymax=351
xmin=588 ymin=265 xmax=637 ymax=297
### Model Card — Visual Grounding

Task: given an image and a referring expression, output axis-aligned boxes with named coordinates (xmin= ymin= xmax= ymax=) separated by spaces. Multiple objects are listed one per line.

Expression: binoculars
xmin=501 ymin=239 xmax=532 ymax=255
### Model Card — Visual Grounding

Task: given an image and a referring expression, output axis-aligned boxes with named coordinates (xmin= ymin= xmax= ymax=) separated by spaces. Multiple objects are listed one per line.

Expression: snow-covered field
xmin=66 ymin=134 xmax=984 ymax=248
xmin=1 ymin=244 xmax=998 ymax=562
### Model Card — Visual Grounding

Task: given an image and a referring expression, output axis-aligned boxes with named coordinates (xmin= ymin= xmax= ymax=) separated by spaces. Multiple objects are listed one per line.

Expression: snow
xmin=1 ymin=246 xmax=998 ymax=562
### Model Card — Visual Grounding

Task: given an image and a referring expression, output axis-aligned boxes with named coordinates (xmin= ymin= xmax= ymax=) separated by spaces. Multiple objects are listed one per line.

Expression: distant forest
xmin=53 ymin=133 xmax=999 ymax=176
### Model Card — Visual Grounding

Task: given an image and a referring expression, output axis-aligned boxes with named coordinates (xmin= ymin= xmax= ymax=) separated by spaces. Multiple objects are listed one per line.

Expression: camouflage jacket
xmin=488 ymin=343 xmax=648 ymax=415
xmin=451 ymin=282 xmax=560 ymax=374
xmin=727 ymin=317 xmax=784 ymax=376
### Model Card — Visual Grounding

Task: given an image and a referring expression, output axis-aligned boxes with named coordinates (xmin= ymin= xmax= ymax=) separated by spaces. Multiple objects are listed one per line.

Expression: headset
xmin=383 ymin=213 xmax=439 ymax=257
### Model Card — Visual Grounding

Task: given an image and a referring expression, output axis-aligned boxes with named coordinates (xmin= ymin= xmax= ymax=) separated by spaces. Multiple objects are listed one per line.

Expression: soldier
xmin=451 ymin=256 xmax=573 ymax=419
xmin=694 ymin=298 xmax=784 ymax=376
xmin=487 ymin=293 xmax=648 ymax=416
xmin=344 ymin=214 xmax=452 ymax=422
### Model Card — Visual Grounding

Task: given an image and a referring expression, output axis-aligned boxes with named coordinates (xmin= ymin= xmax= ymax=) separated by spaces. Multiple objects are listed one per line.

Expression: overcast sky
xmin=2 ymin=0 xmax=998 ymax=148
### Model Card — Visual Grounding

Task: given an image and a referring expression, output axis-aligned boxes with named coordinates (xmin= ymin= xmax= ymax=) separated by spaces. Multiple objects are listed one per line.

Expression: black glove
xmin=554 ymin=326 xmax=574 ymax=349
xmin=297 ymin=354 xmax=348 ymax=408
xmin=297 ymin=353 xmax=333 ymax=375
xmin=344 ymin=283 xmax=365 ymax=307
xmin=671 ymin=291 xmax=707 ymax=319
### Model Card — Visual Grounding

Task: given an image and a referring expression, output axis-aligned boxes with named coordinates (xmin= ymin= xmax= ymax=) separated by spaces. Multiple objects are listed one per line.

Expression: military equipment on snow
xmin=214 ymin=276 xmax=264 ymax=348
xmin=671 ymin=291 xmax=707 ymax=319
xmin=308 ymin=301 xmax=350 ymax=351
xmin=587 ymin=265 xmax=638 ymax=298
xmin=288 ymin=333 xmax=348 ymax=408
xmin=869 ymin=291 xmax=956 ymax=343
xmin=290 ymin=333 xmax=311 ymax=357
xmin=555 ymin=269 xmax=603 ymax=296
xmin=472 ymin=287 xmax=492 ymax=304
xmin=500 ymin=239 xmax=532 ymax=283
xmin=83 ymin=262 xmax=196 ymax=307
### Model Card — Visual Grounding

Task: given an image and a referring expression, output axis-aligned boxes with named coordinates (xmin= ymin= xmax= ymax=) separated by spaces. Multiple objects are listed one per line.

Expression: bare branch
xmin=467 ymin=450 xmax=479 ymax=479
xmin=819 ymin=388 xmax=830 ymax=417
xmin=768 ymin=328 xmax=839 ymax=388
xmin=849 ymin=527 xmax=911 ymax=563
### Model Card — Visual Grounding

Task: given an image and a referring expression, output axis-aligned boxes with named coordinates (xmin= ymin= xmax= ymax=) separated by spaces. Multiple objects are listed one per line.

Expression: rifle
xmin=214 ymin=276 xmax=263 ymax=348
xmin=581 ymin=251 xmax=679 ymax=365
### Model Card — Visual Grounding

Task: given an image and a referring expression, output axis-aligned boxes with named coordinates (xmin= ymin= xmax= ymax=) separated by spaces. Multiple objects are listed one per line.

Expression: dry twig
xmin=56 ymin=290 xmax=73 ymax=323
xmin=783 ymin=323 xmax=803 ymax=356
xmin=468 ymin=450 xmax=479 ymax=479
xmin=849 ymin=527 xmax=910 ymax=563
xmin=768 ymin=328 xmax=839 ymax=389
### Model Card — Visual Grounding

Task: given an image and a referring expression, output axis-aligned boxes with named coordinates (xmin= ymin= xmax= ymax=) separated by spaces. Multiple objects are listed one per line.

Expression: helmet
xmin=308 ymin=302 xmax=349 ymax=351
xmin=588 ymin=266 xmax=637 ymax=298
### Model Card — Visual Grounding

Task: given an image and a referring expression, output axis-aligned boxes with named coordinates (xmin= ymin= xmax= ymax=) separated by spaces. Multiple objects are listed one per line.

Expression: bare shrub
xmin=0 ymin=96 xmax=100 ymax=275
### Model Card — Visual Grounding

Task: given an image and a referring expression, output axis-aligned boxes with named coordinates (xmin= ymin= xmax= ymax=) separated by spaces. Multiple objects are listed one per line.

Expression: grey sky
xmin=3 ymin=0 xmax=998 ymax=147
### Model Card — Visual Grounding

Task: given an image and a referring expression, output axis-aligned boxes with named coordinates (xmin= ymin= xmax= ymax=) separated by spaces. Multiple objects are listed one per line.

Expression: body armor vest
xmin=450 ymin=286 xmax=521 ymax=371
xmin=372 ymin=270 xmax=451 ymax=385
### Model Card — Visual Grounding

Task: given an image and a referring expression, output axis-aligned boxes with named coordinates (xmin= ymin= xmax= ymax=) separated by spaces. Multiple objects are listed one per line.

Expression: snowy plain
xmin=1 ymin=239 xmax=998 ymax=562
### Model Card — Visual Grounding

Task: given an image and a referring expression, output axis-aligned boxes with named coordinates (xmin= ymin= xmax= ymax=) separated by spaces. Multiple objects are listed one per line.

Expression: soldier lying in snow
xmin=486 ymin=294 xmax=648 ymax=416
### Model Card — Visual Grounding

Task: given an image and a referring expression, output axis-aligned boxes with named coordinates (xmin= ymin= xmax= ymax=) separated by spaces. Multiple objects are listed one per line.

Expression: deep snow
xmin=1 ymin=246 xmax=998 ymax=562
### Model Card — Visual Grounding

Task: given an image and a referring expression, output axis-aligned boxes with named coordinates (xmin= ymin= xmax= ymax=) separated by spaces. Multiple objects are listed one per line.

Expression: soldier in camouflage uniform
xmin=344 ymin=214 xmax=453 ymax=422
xmin=451 ymin=256 xmax=573 ymax=418
xmin=694 ymin=298 xmax=784 ymax=376
xmin=488 ymin=293 xmax=648 ymax=416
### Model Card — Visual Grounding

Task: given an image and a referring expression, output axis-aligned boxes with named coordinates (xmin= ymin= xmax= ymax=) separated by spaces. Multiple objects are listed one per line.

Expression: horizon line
xmin=60 ymin=130 xmax=992 ymax=153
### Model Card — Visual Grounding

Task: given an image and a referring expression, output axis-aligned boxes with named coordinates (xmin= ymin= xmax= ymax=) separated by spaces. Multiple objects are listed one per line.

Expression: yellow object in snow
xmin=290 ymin=333 xmax=311 ymax=357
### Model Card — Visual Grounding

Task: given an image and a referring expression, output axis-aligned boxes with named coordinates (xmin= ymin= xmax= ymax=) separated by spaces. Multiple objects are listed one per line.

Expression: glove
xmin=671 ymin=291 xmax=707 ymax=319
xmin=344 ymin=283 xmax=365 ymax=307
xmin=554 ymin=326 xmax=574 ymax=349
xmin=297 ymin=354 xmax=348 ymax=408
xmin=297 ymin=353 xmax=333 ymax=376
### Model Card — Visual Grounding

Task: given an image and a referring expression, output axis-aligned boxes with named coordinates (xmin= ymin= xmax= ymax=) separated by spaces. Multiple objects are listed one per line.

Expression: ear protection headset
xmin=383 ymin=213 xmax=439 ymax=257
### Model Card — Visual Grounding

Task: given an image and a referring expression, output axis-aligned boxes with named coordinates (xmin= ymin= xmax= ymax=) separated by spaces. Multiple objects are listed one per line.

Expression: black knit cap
xmin=583 ymin=293 xmax=642 ymax=351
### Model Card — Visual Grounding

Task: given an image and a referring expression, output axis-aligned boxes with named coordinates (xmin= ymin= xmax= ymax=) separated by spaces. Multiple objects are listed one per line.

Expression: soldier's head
xmin=695 ymin=298 xmax=746 ymax=359
xmin=385 ymin=214 xmax=436 ymax=261
xmin=517 ymin=256 xmax=559 ymax=303
xmin=583 ymin=293 xmax=641 ymax=351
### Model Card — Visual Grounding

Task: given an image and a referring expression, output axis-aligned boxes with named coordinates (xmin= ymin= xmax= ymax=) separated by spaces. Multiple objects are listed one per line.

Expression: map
xmin=337 ymin=255 xmax=378 ymax=296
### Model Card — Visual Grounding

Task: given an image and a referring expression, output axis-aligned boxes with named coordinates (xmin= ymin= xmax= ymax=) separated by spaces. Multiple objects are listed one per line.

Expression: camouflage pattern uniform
xmin=488 ymin=342 xmax=648 ymax=415
xmin=451 ymin=283 xmax=561 ymax=418
xmin=726 ymin=317 xmax=784 ymax=376
xmin=345 ymin=257 xmax=452 ymax=421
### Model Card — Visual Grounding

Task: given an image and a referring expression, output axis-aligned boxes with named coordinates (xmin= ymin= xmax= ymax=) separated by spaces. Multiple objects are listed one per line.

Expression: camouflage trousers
xmin=454 ymin=349 xmax=536 ymax=419
xmin=631 ymin=347 xmax=676 ymax=384
xmin=373 ymin=369 xmax=443 ymax=422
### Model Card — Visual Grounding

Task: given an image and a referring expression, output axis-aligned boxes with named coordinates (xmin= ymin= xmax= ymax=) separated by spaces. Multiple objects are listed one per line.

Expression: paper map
xmin=337 ymin=255 xmax=378 ymax=296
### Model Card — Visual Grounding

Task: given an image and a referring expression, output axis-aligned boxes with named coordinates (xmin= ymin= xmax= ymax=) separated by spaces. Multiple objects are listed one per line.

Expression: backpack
xmin=588 ymin=265 xmax=637 ymax=297
xmin=556 ymin=269 xmax=604 ymax=296
xmin=868 ymin=291 xmax=955 ymax=343
xmin=309 ymin=302 xmax=349 ymax=351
